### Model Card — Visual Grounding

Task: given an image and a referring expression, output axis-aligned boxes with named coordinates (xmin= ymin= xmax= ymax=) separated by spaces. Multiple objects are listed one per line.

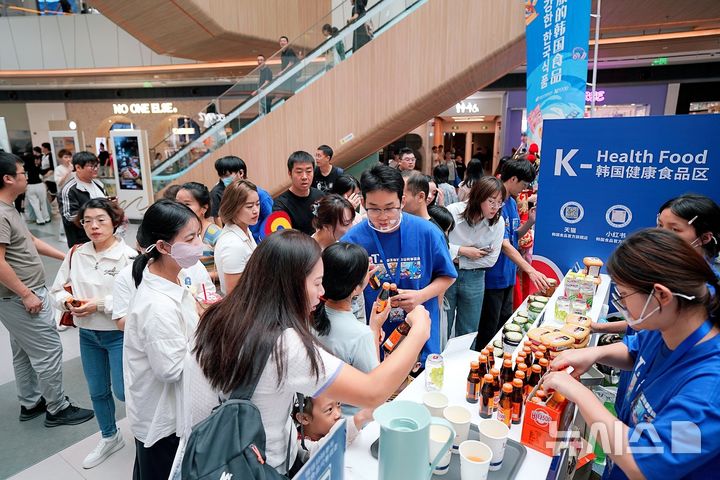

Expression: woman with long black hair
xmin=194 ymin=229 xmax=430 ymax=475
xmin=123 ymin=200 xmax=205 ymax=480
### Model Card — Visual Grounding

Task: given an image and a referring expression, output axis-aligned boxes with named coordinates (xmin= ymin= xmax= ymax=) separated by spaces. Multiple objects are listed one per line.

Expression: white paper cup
xmin=459 ymin=440 xmax=492 ymax=480
xmin=422 ymin=391 xmax=448 ymax=418
xmin=443 ymin=405 xmax=471 ymax=454
xmin=477 ymin=418 xmax=510 ymax=471
xmin=429 ymin=424 xmax=453 ymax=476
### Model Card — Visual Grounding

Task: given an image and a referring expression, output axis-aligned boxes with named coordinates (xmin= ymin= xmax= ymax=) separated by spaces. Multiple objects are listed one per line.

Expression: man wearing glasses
xmin=58 ymin=152 xmax=107 ymax=247
xmin=0 ymin=152 xmax=95 ymax=427
xmin=342 ymin=164 xmax=456 ymax=366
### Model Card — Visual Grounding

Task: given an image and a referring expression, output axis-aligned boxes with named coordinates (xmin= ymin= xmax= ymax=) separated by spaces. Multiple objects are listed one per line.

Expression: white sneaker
xmin=82 ymin=431 xmax=125 ymax=469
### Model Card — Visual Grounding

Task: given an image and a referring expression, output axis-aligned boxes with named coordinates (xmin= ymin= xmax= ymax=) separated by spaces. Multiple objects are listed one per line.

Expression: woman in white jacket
xmin=50 ymin=198 xmax=136 ymax=469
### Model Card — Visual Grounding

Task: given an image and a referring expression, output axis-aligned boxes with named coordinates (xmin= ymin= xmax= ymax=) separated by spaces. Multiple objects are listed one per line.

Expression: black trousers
xmin=133 ymin=434 xmax=180 ymax=480
xmin=474 ymin=286 xmax=514 ymax=350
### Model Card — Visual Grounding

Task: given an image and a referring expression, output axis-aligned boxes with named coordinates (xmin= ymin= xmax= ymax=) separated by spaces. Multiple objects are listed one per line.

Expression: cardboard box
xmin=520 ymin=388 xmax=576 ymax=456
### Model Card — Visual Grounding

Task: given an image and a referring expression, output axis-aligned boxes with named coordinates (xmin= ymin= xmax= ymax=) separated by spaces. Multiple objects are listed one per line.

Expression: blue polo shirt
xmin=341 ymin=213 xmax=456 ymax=362
xmin=603 ymin=325 xmax=720 ymax=479
xmin=485 ymin=197 xmax=521 ymax=289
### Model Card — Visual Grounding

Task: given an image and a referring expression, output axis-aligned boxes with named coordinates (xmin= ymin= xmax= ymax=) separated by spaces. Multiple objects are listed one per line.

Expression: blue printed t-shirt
xmin=602 ymin=327 xmax=720 ymax=480
xmin=250 ymin=186 xmax=273 ymax=243
xmin=341 ymin=213 xmax=457 ymax=362
xmin=485 ymin=196 xmax=521 ymax=289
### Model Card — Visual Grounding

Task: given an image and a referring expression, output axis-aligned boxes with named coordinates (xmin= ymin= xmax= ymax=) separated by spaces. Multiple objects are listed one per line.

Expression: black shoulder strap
xmin=229 ymin=363 xmax=264 ymax=401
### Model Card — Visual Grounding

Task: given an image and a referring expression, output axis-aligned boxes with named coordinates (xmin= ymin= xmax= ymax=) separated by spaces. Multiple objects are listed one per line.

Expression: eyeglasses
xmin=86 ymin=164 xmax=100 ymax=170
xmin=487 ymin=199 xmax=505 ymax=209
xmin=611 ymin=287 xmax=642 ymax=310
xmin=366 ymin=206 xmax=402 ymax=217
xmin=80 ymin=216 xmax=111 ymax=226
xmin=9 ymin=171 xmax=28 ymax=178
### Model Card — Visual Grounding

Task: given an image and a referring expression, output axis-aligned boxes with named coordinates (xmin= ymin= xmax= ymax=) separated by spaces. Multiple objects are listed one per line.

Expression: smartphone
xmin=528 ymin=201 xmax=536 ymax=209
xmin=482 ymin=245 xmax=493 ymax=252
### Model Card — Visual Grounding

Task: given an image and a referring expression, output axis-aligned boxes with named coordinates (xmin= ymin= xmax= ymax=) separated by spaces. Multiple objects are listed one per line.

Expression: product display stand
xmin=343 ymin=273 xmax=611 ymax=480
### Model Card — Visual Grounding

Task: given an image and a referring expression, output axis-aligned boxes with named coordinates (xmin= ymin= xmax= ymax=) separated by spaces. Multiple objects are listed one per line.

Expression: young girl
xmin=50 ymin=198 xmax=136 ymax=468
xmin=445 ymin=176 xmax=506 ymax=339
xmin=311 ymin=194 xmax=356 ymax=250
xmin=214 ymin=180 xmax=260 ymax=294
xmin=545 ymin=229 xmax=720 ymax=479
xmin=123 ymin=200 xmax=204 ymax=480
xmin=194 ymin=230 xmax=430 ymax=475
xmin=313 ymin=242 xmax=388 ymax=374
xmin=175 ymin=182 xmax=221 ymax=282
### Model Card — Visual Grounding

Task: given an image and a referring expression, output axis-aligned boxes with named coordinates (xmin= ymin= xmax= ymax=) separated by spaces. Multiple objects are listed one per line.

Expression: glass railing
xmin=150 ymin=0 xmax=425 ymax=193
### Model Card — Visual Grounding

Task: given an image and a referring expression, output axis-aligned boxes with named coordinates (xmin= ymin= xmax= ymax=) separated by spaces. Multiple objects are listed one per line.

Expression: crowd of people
xmin=1 ymin=139 xmax=719 ymax=479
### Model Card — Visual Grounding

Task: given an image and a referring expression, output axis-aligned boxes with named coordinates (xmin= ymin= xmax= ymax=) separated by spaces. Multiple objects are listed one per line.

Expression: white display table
xmin=344 ymin=273 xmax=612 ymax=480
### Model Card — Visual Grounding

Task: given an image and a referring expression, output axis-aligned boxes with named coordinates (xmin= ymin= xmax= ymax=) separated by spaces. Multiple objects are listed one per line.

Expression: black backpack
xmin=181 ymin=370 xmax=292 ymax=480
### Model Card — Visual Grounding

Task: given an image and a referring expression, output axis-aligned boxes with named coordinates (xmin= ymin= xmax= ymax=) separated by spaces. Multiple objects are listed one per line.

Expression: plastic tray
xmin=370 ymin=423 xmax=527 ymax=480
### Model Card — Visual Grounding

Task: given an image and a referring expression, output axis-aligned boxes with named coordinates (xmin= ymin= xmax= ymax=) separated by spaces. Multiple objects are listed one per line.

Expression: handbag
xmin=59 ymin=244 xmax=81 ymax=328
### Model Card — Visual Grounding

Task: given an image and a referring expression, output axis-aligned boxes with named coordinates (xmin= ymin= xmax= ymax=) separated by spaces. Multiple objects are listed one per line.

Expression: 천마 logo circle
xmin=531 ymin=409 xmax=553 ymax=426
xmin=560 ymin=201 xmax=584 ymax=224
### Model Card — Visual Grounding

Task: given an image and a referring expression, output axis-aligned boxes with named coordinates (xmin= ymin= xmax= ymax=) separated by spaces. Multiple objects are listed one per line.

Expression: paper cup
xmin=429 ymin=424 xmax=453 ymax=476
xmin=459 ymin=440 xmax=492 ymax=480
xmin=422 ymin=391 xmax=448 ymax=418
xmin=443 ymin=405 xmax=471 ymax=454
xmin=477 ymin=418 xmax=510 ymax=471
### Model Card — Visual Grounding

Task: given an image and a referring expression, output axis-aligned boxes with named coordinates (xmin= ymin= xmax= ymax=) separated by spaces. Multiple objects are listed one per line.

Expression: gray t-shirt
xmin=318 ymin=306 xmax=379 ymax=374
xmin=0 ymin=201 xmax=46 ymax=297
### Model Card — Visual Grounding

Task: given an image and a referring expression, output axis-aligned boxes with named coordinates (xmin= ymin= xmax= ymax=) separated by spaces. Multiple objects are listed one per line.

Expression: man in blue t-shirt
xmin=342 ymin=164 xmax=456 ymax=365
xmin=475 ymin=158 xmax=549 ymax=350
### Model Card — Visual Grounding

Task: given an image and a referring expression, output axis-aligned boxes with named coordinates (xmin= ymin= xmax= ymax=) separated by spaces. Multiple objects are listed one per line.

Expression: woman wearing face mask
xmin=311 ymin=194 xmax=356 ymax=250
xmin=123 ymin=199 xmax=204 ymax=480
xmin=50 ymin=198 xmax=136 ymax=468
xmin=593 ymin=194 xmax=720 ymax=336
xmin=214 ymin=179 xmax=260 ymax=294
xmin=444 ymin=176 xmax=506 ymax=341
xmin=194 ymin=230 xmax=431 ymax=475
xmin=544 ymin=229 xmax=720 ymax=480
xmin=175 ymin=182 xmax=221 ymax=283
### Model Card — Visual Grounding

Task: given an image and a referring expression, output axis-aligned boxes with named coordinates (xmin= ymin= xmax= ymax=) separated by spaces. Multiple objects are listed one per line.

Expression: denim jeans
xmin=446 ymin=268 xmax=486 ymax=338
xmin=79 ymin=328 xmax=125 ymax=438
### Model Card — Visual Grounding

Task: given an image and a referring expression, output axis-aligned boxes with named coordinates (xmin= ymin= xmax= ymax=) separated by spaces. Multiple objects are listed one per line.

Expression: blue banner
xmin=533 ymin=115 xmax=720 ymax=278
xmin=295 ymin=419 xmax=346 ymax=480
xmin=525 ymin=0 xmax=591 ymax=148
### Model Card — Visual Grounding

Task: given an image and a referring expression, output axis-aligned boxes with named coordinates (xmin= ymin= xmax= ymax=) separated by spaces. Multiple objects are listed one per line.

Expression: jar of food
xmin=527 ymin=301 xmax=545 ymax=323
xmin=425 ymin=354 xmax=444 ymax=391
xmin=503 ymin=331 xmax=523 ymax=354
xmin=571 ymin=300 xmax=588 ymax=315
xmin=580 ymin=280 xmax=595 ymax=309
xmin=543 ymin=278 xmax=558 ymax=297
xmin=555 ymin=296 xmax=571 ymax=322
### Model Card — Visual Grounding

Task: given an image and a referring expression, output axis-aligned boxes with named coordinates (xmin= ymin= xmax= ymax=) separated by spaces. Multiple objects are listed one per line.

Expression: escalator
xmin=149 ymin=0 xmax=526 ymax=196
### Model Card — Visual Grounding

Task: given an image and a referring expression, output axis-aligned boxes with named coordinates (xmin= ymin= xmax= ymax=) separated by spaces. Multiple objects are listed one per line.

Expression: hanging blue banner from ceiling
xmin=532 ymin=115 xmax=720 ymax=279
xmin=524 ymin=0 xmax=591 ymax=148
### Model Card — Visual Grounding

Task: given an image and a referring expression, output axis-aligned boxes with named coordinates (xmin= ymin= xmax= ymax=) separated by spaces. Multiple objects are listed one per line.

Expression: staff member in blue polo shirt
xmin=545 ymin=229 xmax=720 ymax=480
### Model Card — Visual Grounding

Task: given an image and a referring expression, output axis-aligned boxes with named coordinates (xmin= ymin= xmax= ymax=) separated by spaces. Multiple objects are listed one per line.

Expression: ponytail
xmin=312 ymin=300 xmax=331 ymax=336
xmin=132 ymin=254 xmax=148 ymax=288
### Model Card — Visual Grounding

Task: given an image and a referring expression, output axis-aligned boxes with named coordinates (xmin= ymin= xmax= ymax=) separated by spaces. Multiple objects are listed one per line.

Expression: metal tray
xmin=370 ymin=423 xmax=527 ymax=480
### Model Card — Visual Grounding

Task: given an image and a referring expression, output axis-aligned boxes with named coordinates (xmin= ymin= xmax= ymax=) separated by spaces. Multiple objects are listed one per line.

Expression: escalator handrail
xmin=151 ymin=0 xmax=420 ymax=181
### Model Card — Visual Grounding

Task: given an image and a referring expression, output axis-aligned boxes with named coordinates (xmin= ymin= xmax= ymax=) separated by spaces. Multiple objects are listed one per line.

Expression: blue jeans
xmin=446 ymin=268 xmax=486 ymax=338
xmin=79 ymin=328 xmax=125 ymax=438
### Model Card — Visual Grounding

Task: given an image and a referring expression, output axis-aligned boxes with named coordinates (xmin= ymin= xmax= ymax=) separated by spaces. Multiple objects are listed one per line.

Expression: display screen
xmin=113 ymin=136 xmax=143 ymax=191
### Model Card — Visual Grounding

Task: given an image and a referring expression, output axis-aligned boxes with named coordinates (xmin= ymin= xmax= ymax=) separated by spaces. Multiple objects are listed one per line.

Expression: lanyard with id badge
xmin=370 ymin=226 xmax=406 ymax=327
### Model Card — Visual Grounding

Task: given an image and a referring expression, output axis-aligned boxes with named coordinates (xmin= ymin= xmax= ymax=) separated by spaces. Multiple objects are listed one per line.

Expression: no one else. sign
xmin=113 ymin=102 xmax=178 ymax=115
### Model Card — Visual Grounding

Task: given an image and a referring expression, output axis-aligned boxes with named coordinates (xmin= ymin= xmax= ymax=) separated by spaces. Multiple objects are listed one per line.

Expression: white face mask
xmin=611 ymin=287 xmax=696 ymax=329
xmin=368 ymin=213 xmax=402 ymax=233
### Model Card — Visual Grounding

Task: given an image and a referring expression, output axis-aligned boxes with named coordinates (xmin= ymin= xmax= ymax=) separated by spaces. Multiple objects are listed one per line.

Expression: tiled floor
xmin=0 ymin=215 xmax=138 ymax=479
